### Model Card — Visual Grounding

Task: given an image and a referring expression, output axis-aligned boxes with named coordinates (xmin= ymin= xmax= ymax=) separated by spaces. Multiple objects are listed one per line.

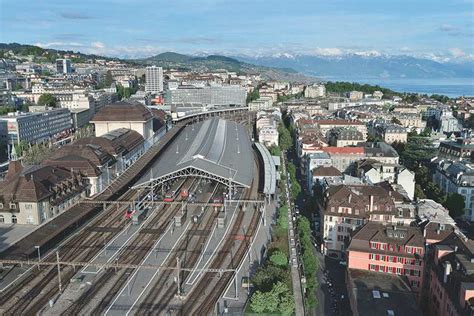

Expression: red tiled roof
xmin=322 ymin=147 xmax=365 ymax=154
xmin=316 ymin=119 xmax=364 ymax=125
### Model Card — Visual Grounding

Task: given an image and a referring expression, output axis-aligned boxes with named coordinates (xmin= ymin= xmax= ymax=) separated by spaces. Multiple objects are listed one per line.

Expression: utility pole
xmin=56 ymin=251 xmax=62 ymax=293
xmin=176 ymin=257 xmax=181 ymax=296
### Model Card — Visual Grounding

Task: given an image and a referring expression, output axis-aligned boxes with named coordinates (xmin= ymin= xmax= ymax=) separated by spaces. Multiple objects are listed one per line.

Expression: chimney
xmin=5 ymin=160 xmax=23 ymax=181
xmin=369 ymin=195 xmax=374 ymax=213
xmin=443 ymin=262 xmax=452 ymax=283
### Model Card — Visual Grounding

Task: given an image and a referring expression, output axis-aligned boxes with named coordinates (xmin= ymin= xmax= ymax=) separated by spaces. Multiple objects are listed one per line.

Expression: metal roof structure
xmin=254 ymin=143 xmax=276 ymax=195
xmin=133 ymin=117 xmax=254 ymax=190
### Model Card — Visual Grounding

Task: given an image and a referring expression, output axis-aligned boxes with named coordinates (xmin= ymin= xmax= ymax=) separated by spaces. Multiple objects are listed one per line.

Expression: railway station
xmin=0 ymin=115 xmax=278 ymax=315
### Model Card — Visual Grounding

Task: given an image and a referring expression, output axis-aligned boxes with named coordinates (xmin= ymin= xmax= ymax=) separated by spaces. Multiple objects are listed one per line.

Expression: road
xmin=285 ymin=148 xmax=352 ymax=316
xmin=280 ymin=150 xmax=305 ymax=316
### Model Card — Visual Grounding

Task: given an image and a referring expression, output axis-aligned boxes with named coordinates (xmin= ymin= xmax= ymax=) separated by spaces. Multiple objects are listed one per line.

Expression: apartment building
xmin=348 ymin=222 xmax=425 ymax=291
xmin=433 ymin=160 xmax=474 ymax=221
xmin=145 ymin=66 xmax=164 ymax=94
xmin=322 ymin=184 xmax=398 ymax=255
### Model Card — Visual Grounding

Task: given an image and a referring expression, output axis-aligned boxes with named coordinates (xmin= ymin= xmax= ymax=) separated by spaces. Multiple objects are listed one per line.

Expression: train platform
xmin=0 ymin=224 xmax=37 ymax=253
xmin=218 ymin=199 xmax=277 ymax=314
xmin=0 ymin=123 xmax=187 ymax=261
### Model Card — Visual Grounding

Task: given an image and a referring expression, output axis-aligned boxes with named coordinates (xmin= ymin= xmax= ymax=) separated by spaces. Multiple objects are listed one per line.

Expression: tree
xmin=391 ymin=117 xmax=402 ymax=125
xmin=247 ymin=88 xmax=260 ymax=103
xmin=250 ymin=290 xmax=275 ymax=313
xmin=278 ymin=123 xmax=293 ymax=151
xmin=104 ymin=70 xmax=114 ymax=87
xmin=37 ymin=93 xmax=57 ymax=107
xmin=251 ymin=264 xmax=290 ymax=292
xmin=270 ymin=250 xmax=288 ymax=267
xmin=268 ymin=145 xmax=281 ymax=156
xmin=443 ymin=193 xmax=465 ymax=218
xmin=415 ymin=184 xmax=427 ymax=199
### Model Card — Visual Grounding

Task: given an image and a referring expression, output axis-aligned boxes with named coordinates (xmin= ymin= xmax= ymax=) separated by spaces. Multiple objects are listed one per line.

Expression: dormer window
xmin=0 ymin=203 xmax=3 ymax=209
xmin=9 ymin=203 xmax=16 ymax=209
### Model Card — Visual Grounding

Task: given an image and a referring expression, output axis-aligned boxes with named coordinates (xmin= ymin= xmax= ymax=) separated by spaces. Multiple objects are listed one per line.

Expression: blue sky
xmin=1 ymin=0 xmax=473 ymax=61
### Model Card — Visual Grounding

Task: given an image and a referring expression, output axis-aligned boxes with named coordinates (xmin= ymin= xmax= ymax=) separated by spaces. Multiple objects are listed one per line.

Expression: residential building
xmin=314 ymin=119 xmax=367 ymax=139
xmin=309 ymin=165 xmax=342 ymax=193
xmin=322 ymin=184 xmax=398 ymax=255
xmin=424 ymin=232 xmax=474 ymax=316
xmin=56 ymin=58 xmax=72 ymax=74
xmin=328 ymin=127 xmax=365 ymax=147
xmin=361 ymin=142 xmax=400 ymax=165
xmin=356 ymin=159 xmax=415 ymax=200
xmin=349 ymin=91 xmax=364 ymax=101
xmin=248 ymin=96 xmax=273 ymax=111
xmin=0 ymin=161 xmax=88 ymax=225
xmin=347 ymin=269 xmax=422 ymax=316
xmin=433 ymin=160 xmax=474 ymax=221
xmin=145 ymin=66 xmax=164 ymax=94
xmin=438 ymin=134 xmax=474 ymax=161
xmin=304 ymin=84 xmax=326 ymax=98
xmin=259 ymin=126 xmax=279 ymax=147
xmin=370 ymin=122 xmax=408 ymax=144
xmin=322 ymin=147 xmax=365 ymax=173
xmin=347 ymin=222 xmax=425 ymax=292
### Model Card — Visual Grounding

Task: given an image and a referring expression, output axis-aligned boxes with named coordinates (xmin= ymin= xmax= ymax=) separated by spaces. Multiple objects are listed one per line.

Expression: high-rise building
xmin=56 ymin=59 xmax=72 ymax=74
xmin=145 ymin=66 xmax=163 ymax=94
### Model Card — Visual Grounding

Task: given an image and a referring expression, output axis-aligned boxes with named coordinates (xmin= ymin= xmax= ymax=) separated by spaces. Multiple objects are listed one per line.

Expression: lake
xmin=320 ymin=77 xmax=474 ymax=98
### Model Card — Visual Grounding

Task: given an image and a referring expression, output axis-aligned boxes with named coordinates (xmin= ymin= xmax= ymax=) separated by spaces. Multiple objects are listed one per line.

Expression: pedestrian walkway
xmin=281 ymin=151 xmax=305 ymax=316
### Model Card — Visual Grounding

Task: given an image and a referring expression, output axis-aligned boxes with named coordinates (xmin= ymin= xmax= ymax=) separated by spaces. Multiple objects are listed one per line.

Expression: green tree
xmin=250 ymin=290 xmax=276 ymax=313
xmin=270 ymin=250 xmax=288 ymax=267
xmin=279 ymin=290 xmax=296 ymax=315
xmin=104 ymin=70 xmax=114 ymax=87
xmin=268 ymin=145 xmax=281 ymax=156
xmin=443 ymin=193 xmax=465 ymax=218
xmin=415 ymin=184 xmax=427 ymax=199
xmin=278 ymin=123 xmax=293 ymax=151
xmin=252 ymin=264 xmax=290 ymax=292
xmin=391 ymin=117 xmax=402 ymax=125
xmin=37 ymin=93 xmax=57 ymax=107
xmin=247 ymin=88 xmax=260 ymax=103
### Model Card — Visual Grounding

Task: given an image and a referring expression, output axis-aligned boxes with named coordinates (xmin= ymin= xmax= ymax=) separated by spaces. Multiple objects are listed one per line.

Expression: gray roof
xmin=255 ymin=143 xmax=277 ymax=195
xmin=134 ymin=118 xmax=254 ymax=189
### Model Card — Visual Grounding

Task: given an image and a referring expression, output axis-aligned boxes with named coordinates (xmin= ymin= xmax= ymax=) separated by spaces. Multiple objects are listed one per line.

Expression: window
xmin=369 ymin=264 xmax=376 ymax=271
xmin=0 ymin=203 xmax=3 ymax=209
xmin=396 ymin=267 xmax=402 ymax=275
xmin=0 ymin=215 xmax=4 ymax=223
xmin=10 ymin=203 xmax=16 ymax=209
xmin=11 ymin=215 xmax=17 ymax=223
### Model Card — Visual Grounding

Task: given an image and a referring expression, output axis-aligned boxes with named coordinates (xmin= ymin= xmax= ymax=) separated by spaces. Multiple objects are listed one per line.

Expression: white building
xmin=165 ymin=85 xmax=246 ymax=107
xmin=145 ymin=66 xmax=164 ymax=94
xmin=304 ymin=84 xmax=326 ymax=98
xmin=433 ymin=160 xmax=474 ymax=221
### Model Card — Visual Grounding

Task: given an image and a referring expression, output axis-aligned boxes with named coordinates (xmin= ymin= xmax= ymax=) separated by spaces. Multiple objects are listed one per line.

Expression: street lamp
xmin=34 ymin=245 xmax=41 ymax=270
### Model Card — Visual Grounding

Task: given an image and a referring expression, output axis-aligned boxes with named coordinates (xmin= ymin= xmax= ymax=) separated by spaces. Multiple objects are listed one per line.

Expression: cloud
xmin=136 ymin=37 xmax=218 ymax=45
xmin=449 ymin=47 xmax=466 ymax=58
xmin=52 ymin=33 xmax=86 ymax=41
xmin=60 ymin=12 xmax=94 ymax=20
xmin=35 ymin=41 xmax=85 ymax=48
xmin=439 ymin=23 xmax=473 ymax=37
xmin=91 ymin=41 xmax=106 ymax=49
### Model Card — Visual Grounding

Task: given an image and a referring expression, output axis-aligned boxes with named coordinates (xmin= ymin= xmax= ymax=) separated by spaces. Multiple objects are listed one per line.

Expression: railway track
xmin=133 ymin=184 xmax=223 ymax=315
xmin=0 ymin=189 xmax=139 ymax=314
xmin=180 ymin=158 xmax=261 ymax=315
xmin=61 ymin=178 xmax=198 ymax=314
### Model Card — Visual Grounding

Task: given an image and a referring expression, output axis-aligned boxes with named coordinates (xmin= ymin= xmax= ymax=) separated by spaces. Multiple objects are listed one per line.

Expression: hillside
xmin=136 ymin=52 xmax=308 ymax=81
xmin=0 ymin=43 xmax=312 ymax=81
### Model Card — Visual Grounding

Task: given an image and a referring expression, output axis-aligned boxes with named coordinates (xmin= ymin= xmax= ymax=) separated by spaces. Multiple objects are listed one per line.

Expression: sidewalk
xmin=281 ymin=151 xmax=305 ymax=316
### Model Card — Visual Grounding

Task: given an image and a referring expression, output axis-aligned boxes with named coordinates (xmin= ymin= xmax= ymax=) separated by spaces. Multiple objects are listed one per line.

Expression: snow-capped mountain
xmin=234 ymin=53 xmax=474 ymax=79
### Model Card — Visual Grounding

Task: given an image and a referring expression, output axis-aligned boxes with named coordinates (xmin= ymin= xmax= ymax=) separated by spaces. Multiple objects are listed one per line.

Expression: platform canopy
xmin=133 ymin=117 xmax=254 ymax=190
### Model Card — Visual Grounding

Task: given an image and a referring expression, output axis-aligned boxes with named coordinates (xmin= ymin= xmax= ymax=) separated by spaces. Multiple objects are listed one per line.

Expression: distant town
xmin=0 ymin=44 xmax=473 ymax=316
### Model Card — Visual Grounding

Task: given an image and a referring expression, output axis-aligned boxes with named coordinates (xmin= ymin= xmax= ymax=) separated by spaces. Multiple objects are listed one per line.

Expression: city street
xmin=285 ymin=146 xmax=352 ymax=316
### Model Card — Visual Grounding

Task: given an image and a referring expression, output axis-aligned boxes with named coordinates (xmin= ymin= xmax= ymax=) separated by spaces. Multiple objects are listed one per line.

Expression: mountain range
xmin=235 ymin=53 xmax=474 ymax=80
